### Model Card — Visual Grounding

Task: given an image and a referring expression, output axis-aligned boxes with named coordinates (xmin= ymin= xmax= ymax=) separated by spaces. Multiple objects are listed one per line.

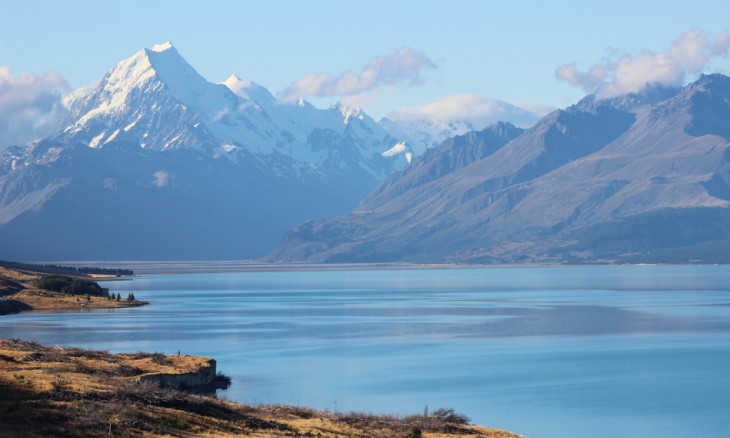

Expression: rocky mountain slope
xmin=266 ymin=75 xmax=730 ymax=264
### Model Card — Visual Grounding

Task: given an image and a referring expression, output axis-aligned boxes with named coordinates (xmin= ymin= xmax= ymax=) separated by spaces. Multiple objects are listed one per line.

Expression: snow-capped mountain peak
xmin=50 ymin=42 xmax=410 ymax=177
xmin=144 ymin=44 xmax=203 ymax=85
xmin=221 ymin=74 xmax=275 ymax=104
xmin=151 ymin=41 xmax=175 ymax=52
xmin=63 ymin=42 xmax=207 ymax=127
xmin=57 ymin=43 xmax=295 ymax=153
xmin=222 ymin=74 xmax=243 ymax=86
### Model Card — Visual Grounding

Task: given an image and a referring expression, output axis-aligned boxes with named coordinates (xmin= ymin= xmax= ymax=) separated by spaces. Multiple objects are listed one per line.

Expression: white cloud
xmin=280 ymin=47 xmax=435 ymax=102
xmin=387 ymin=95 xmax=542 ymax=129
xmin=556 ymin=29 xmax=730 ymax=99
xmin=0 ymin=66 xmax=69 ymax=148
xmin=555 ymin=64 xmax=607 ymax=93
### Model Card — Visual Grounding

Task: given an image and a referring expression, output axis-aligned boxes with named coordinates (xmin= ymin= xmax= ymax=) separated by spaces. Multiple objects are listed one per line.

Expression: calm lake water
xmin=2 ymin=265 xmax=730 ymax=437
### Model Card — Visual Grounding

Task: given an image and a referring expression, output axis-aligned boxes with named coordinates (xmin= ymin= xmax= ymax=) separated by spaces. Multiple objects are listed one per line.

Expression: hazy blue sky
xmin=2 ymin=0 xmax=730 ymax=124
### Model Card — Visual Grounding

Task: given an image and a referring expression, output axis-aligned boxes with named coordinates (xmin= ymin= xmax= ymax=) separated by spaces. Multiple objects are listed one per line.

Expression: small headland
xmin=0 ymin=265 xmax=146 ymax=315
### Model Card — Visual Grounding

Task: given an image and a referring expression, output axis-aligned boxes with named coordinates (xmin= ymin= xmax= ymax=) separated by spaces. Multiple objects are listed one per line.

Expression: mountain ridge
xmin=265 ymin=75 xmax=730 ymax=264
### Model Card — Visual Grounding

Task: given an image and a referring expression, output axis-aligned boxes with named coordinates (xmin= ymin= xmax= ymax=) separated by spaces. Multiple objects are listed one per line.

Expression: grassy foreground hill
xmin=0 ymin=339 xmax=521 ymax=437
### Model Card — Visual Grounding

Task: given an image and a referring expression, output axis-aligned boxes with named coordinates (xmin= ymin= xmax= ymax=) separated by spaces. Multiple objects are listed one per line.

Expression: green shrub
xmin=33 ymin=276 xmax=106 ymax=297
xmin=431 ymin=408 xmax=470 ymax=424
xmin=407 ymin=427 xmax=422 ymax=438
xmin=32 ymin=276 xmax=72 ymax=293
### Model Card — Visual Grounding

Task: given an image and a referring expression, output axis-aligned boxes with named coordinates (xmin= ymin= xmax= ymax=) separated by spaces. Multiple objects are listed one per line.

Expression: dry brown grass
xmin=0 ymin=339 xmax=213 ymax=388
xmin=7 ymin=289 xmax=146 ymax=311
xmin=0 ymin=339 xmax=522 ymax=438
xmin=0 ymin=266 xmax=39 ymax=282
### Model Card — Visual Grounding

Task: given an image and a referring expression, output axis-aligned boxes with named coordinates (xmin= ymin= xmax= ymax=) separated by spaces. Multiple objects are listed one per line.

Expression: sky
xmin=2 ymin=0 xmax=730 ymax=147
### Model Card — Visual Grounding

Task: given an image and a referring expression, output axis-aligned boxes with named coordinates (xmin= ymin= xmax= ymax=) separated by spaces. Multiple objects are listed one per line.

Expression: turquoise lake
xmin=2 ymin=265 xmax=729 ymax=437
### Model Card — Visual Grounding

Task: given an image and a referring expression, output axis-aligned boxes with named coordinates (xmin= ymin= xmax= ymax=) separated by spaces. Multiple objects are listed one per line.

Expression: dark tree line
xmin=0 ymin=260 xmax=133 ymax=276
xmin=108 ymin=292 xmax=137 ymax=301
xmin=32 ymin=276 xmax=108 ymax=297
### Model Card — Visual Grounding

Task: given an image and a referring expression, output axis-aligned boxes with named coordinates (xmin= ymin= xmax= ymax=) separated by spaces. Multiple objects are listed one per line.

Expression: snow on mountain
xmin=380 ymin=95 xmax=542 ymax=156
xmin=381 ymin=141 xmax=413 ymax=164
xmin=59 ymin=42 xmax=288 ymax=156
xmin=380 ymin=117 xmax=478 ymax=155
xmin=46 ymin=42 xmax=421 ymax=183
xmin=221 ymin=74 xmax=275 ymax=104
xmin=220 ymin=75 xmax=407 ymax=172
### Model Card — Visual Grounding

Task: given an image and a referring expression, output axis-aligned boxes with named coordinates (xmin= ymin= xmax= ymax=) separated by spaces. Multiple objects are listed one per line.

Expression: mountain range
xmin=3 ymin=43 xmax=730 ymax=264
xmin=0 ymin=43 xmax=436 ymax=260
xmin=266 ymin=75 xmax=730 ymax=264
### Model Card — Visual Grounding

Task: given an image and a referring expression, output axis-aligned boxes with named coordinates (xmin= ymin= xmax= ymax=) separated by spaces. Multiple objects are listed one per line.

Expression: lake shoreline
xmin=35 ymin=259 xmax=717 ymax=275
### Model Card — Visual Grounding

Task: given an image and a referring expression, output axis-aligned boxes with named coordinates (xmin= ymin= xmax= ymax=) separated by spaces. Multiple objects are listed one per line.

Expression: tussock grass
xmin=0 ymin=338 xmax=522 ymax=437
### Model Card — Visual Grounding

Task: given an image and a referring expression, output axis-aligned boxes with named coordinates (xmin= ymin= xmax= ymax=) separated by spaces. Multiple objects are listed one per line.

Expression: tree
xmin=126 ymin=293 xmax=135 ymax=301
